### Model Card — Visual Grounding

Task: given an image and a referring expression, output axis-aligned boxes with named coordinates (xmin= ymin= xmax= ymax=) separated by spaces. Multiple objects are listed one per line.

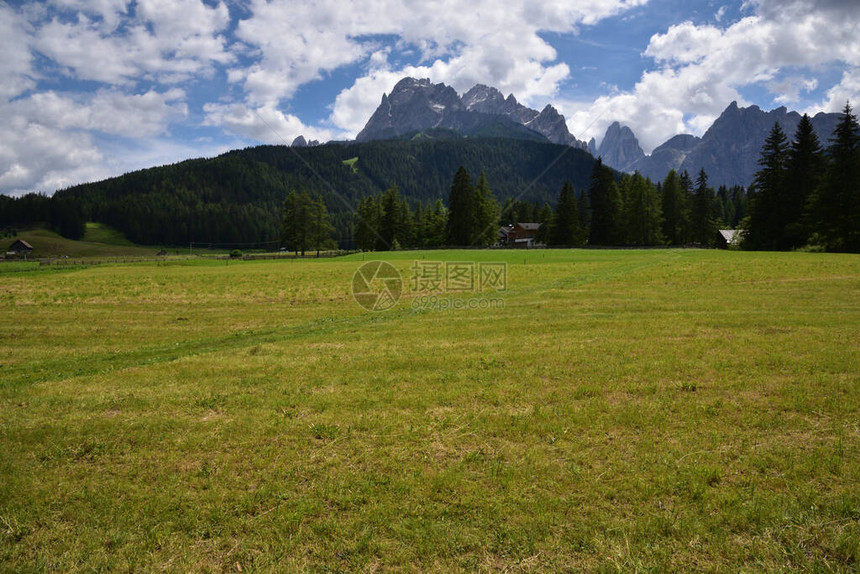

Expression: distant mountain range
xmin=301 ymin=77 xmax=842 ymax=189
xmin=602 ymin=102 xmax=841 ymax=188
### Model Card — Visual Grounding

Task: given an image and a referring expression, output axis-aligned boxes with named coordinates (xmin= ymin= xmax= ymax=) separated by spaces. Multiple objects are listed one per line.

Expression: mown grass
xmin=1 ymin=249 xmax=858 ymax=572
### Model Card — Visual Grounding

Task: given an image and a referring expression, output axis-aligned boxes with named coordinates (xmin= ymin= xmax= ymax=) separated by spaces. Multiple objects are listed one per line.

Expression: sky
xmin=1 ymin=0 xmax=858 ymax=196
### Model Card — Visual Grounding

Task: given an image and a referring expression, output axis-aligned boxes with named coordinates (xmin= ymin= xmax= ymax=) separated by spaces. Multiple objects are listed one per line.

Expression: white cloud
xmin=0 ymin=85 xmax=188 ymax=194
xmin=565 ymin=1 xmax=860 ymax=153
xmin=12 ymin=88 xmax=187 ymax=137
xmin=816 ymin=67 xmax=860 ymax=113
xmin=0 ymin=121 xmax=106 ymax=195
xmin=770 ymin=76 xmax=818 ymax=105
xmin=233 ymin=0 xmax=646 ymax=132
xmin=319 ymin=0 xmax=650 ymax=137
xmin=0 ymin=1 xmax=232 ymax=194
xmin=33 ymin=0 xmax=234 ymax=85
xmin=203 ymin=103 xmax=336 ymax=145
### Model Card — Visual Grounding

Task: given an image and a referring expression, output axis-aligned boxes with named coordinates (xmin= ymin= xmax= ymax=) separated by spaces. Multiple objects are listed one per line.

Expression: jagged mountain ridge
xmin=302 ymin=80 xmax=843 ymax=189
xmin=596 ymin=102 xmax=842 ymax=187
xmin=627 ymin=134 xmax=702 ymax=182
xmin=356 ymin=78 xmax=588 ymax=149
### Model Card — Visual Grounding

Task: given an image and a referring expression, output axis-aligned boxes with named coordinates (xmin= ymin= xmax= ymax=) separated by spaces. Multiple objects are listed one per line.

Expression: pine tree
xmin=472 ymin=172 xmax=501 ymax=246
xmin=730 ymin=186 xmax=747 ymax=228
xmin=412 ymin=201 xmax=425 ymax=248
xmin=549 ymin=181 xmax=585 ymax=246
xmin=811 ymin=102 xmax=860 ymax=252
xmin=446 ymin=166 xmax=474 ymax=246
xmin=784 ymin=114 xmax=824 ymax=249
xmin=622 ymin=172 xmax=664 ymax=246
xmin=746 ymin=122 xmax=789 ymax=250
xmin=355 ymin=195 xmax=379 ymax=251
xmin=309 ymin=194 xmax=334 ymax=256
xmin=399 ymin=195 xmax=415 ymax=248
xmin=661 ymin=170 xmax=688 ymax=245
xmin=423 ymin=199 xmax=447 ymax=247
xmin=691 ymin=169 xmax=717 ymax=246
xmin=535 ymin=202 xmax=553 ymax=245
xmin=281 ymin=190 xmax=314 ymax=256
xmin=588 ymin=158 xmax=623 ymax=245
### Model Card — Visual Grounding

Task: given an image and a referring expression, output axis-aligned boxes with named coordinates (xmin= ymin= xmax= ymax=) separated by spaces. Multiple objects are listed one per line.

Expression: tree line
xmin=285 ymin=160 xmax=748 ymax=253
xmin=744 ymin=102 xmax=860 ymax=252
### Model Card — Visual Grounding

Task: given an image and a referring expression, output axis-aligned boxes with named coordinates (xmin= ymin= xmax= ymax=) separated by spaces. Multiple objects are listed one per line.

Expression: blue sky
xmin=1 ymin=0 xmax=858 ymax=196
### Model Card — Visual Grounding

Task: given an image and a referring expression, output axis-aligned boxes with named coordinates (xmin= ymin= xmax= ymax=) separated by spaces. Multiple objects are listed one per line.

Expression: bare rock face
xmin=596 ymin=122 xmax=645 ymax=172
xmin=675 ymin=102 xmax=839 ymax=187
xmin=462 ymin=85 xmax=539 ymax=125
xmin=527 ymin=105 xmax=588 ymax=149
xmin=601 ymin=103 xmax=840 ymax=187
xmin=356 ymin=78 xmax=464 ymax=142
xmin=291 ymin=136 xmax=320 ymax=147
xmin=628 ymin=134 xmax=701 ymax=181
xmin=357 ymin=77 xmax=588 ymax=147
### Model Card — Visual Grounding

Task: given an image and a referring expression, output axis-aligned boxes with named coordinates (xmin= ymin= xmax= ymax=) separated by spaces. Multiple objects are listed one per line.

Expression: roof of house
xmin=515 ymin=222 xmax=541 ymax=231
xmin=9 ymin=239 xmax=33 ymax=250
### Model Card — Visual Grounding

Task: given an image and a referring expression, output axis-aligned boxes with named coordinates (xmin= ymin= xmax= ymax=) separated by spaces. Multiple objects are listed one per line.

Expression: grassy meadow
xmin=1 ymin=249 xmax=858 ymax=572
xmin=1 ymin=224 xmax=167 ymax=260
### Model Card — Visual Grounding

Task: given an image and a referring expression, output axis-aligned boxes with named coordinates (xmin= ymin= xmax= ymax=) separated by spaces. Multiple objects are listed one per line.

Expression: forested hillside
xmin=45 ymin=138 xmax=596 ymax=247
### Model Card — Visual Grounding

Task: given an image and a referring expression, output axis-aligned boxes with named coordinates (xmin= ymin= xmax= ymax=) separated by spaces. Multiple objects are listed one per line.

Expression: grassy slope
xmin=0 ymin=250 xmax=858 ymax=572
xmin=0 ymin=224 xmax=161 ymax=259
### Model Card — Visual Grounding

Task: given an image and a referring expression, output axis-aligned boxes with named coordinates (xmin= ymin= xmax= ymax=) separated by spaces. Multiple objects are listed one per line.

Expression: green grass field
xmin=1 ymin=224 xmax=162 ymax=259
xmin=1 ymin=249 xmax=858 ymax=572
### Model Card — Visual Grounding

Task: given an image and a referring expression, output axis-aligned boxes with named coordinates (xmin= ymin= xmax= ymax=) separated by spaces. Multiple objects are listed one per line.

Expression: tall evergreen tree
xmin=730 ymin=186 xmax=748 ymax=228
xmin=354 ymin=195 xmax=380 ymax=251
xmin=399 ymin=195 xmax=415 ymax=248
xmin=309 ymin=194 xmax=335 ymax=256
xmin=622 ymin=172 xmax=664 ymax=246
xmin=535 ymin=202 xmax=553 ymax=245
xmin=784 ymin=114 xmax=824 ymax=249
xmin=691 ymin=169 xmax=717 ymax=246
xmin=472 ymin=171 xmax=501 ymax=246
xmin=661 ymin=170 xmax=688 ymax=245
xmin=810 ymin=102 xmax=860 ymax=252
xmin=588 ymin=158 xmax=623 ymax=245
xmin=281 ymin=190 xmax=314 ymax=255
xmin=678 ymin=170 xmax=694 ymax=243
xmin=423 ymin=199 xmax=448 ymax=247
xmin=379 ymin=185 xmax=403 ymax=250
xmin=549 ymin=181 xmax=585 ymax=246
xmin=412 ymin=201 xmax=425 ymax=248
xmin=577 ymin=188 xmax=591 ymax=233
xmin=446 ymin=166 xmax=474 ymax=246
xmin=746 ymin=122 xmax=789 ymax=250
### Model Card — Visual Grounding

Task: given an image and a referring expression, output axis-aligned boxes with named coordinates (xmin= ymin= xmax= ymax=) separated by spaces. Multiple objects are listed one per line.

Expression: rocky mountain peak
xmin=356 ymin=77 xmax=587 ymax=148
xmin=290 ymin=135 xmax=319 ymax=147
xmin=462 ymin=84 xmax=506 ymax=112
xmin=356 ymin=78 xmax=463 ymax=142
xmin=596 ymin=121 xmax=645 ymax=171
